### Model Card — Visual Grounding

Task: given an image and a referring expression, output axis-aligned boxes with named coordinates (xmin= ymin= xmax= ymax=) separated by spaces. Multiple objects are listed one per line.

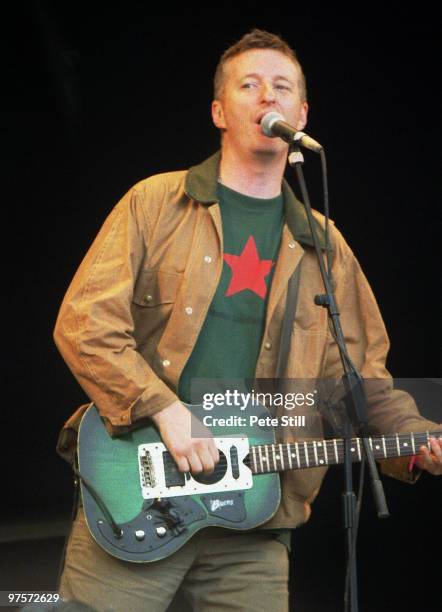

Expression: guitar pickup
xmin=230 ymin=445 xmax=240 ymax=479
xmin=163 ymin=452 xmax=186 ymax=487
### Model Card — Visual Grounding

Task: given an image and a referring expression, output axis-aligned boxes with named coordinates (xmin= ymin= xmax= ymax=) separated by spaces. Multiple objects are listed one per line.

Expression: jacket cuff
xmin=102 ymin=379 xmax=179 ymax=434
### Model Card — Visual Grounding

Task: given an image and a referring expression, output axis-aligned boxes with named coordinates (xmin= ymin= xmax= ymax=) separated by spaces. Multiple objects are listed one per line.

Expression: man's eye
xmin=241 ymin=82 xmax=257 ymax=89
xmin=276 ymin=84 xmax=291 ymax=91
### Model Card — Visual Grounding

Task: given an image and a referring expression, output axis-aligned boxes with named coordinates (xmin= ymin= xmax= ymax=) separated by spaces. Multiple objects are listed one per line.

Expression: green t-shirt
xmin=179 ymin=182 xmax=283 ymax=398
xmin=179 ymin=182 xmax=291 ymax=550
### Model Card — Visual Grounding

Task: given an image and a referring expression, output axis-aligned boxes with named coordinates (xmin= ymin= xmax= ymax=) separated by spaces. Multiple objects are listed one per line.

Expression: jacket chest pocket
xmin=131 ymin=269 xmax=184 ymax=354
xmin=132 ymin=269 xmax=184 ymax=308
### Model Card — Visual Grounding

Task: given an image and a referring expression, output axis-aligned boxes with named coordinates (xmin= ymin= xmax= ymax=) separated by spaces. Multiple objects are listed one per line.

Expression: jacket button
xmin=162 ymin=359 xmax=170 ymax=367
xmin=144 ymin=294 xmax=153 ymax=303
xmin=288 ymin=242 xmax=295 ymax=249
xmin=204 ymin=256 xmax=212 ymax=263
xmin=185 ymin=307 xmax=193 ymax=315
xmin=264 ymin=342 xmax=272 ymax=350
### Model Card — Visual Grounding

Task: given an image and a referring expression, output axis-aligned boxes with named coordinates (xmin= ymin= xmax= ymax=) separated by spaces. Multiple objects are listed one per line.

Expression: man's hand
xmin=415 ymin=436 xmax=442 ymax=475
xmin=150 ymin=401 xmax=220 ymax=475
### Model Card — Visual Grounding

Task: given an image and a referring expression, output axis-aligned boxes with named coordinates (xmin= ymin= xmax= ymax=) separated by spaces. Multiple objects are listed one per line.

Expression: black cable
xmin=71 ymin=465 xmax=123 ymax=538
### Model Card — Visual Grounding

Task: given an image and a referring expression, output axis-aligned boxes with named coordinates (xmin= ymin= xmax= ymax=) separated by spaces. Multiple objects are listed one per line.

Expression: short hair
xmin=214 ymin=29 xmax=307 ymax=102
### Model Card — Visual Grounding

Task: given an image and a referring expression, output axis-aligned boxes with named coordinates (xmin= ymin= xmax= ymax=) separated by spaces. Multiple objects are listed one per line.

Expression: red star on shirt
xmin=223 ymin=235 xmax=274 ymax=299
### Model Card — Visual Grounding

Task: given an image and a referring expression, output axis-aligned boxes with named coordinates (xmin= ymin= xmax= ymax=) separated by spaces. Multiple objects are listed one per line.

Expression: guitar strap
xmin=274 ymin=260 xmax=302 ymax=380
xmin=274 ymin=220 xmax=336 ymax=381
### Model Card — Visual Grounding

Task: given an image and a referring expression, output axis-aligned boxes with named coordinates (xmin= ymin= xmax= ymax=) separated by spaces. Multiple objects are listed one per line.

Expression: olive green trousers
xmin=60 ymin=508 xmax=290 ymax=612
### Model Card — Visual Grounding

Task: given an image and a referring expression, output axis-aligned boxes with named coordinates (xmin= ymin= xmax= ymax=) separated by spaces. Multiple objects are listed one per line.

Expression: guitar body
xmin=77 ymin=403 xmax=438 ymax=563
xmin=78 ymin=403 xmax=280 ymax=563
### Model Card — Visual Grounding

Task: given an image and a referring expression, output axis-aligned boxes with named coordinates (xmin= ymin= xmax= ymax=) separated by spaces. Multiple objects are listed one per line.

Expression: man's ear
xmin=212 ymin=100 xmax=226 ymax=129
xmin=296 ymin=102 xmax=309 ymax=131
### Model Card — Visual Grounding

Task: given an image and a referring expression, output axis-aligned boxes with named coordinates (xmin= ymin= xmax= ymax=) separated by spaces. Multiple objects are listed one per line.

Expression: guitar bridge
xmin=139 ymin=449 xmax=156 ymax=488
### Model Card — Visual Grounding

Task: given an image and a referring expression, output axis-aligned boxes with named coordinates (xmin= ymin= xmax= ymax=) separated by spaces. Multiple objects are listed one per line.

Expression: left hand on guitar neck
xmin=416 ymin=434 xmax=442 ymax=475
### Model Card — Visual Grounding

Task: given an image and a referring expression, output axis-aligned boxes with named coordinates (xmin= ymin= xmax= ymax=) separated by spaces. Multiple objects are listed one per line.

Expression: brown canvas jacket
xmin=54 ymin=151 xmax=438 ymax=529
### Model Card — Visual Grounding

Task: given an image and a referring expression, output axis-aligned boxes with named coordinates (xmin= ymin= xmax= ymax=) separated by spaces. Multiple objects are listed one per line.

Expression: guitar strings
xmin=144 ymin=436 xmax=436 ymax=474
xmin=157 ymin=434 xmax=437 ymax=479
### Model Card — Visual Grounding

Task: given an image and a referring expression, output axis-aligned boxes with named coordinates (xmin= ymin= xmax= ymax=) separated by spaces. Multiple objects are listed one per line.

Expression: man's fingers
xmin=175 ymin=456 xmax=190 ymax=473
xmin=187 ymin=451 xmax=205 ymax=475
xmin=210 ymin=443 xmax=220 ymax=465
xmin=174 ymin=441 xmax=220 ymax=475
xmin=199 ymin=446 xmax=219 ymax=474
xmin=430 ymin=436 xmax=442 ymax=459
xmin=416 ymin=437 xmax=442 ymax=475
xmin=172 ymin=448 xmax=203 ymax=474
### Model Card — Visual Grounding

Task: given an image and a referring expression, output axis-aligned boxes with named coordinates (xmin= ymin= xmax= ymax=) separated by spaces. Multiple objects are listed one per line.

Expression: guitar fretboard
xmin=249 ymin=430 xmax=441 ymax=474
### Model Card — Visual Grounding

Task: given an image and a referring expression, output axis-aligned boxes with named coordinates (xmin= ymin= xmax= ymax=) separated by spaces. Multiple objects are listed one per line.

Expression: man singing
xmin=54 ymin=29 xmax=441 ymax=612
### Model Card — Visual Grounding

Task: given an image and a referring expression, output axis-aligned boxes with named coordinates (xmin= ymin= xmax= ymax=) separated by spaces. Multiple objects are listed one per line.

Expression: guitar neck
xmin=248 ymin=430 xmax=441 ymax=475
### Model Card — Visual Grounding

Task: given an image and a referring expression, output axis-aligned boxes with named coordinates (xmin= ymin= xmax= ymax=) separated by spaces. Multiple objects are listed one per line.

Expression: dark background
xmin=2 ymin=3 xmax=440 ymax=611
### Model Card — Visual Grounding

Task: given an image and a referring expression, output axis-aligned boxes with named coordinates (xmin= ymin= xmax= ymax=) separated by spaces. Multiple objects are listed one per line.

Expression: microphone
xmin=261 ymin=112 xmax=323 ymax=153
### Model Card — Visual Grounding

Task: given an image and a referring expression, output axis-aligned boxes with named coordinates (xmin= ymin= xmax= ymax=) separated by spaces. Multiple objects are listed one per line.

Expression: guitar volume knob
xmin=134 ymin=530 xmax=146 ymax=541
xmin=156 ymin=526 xmax=167 ymax=537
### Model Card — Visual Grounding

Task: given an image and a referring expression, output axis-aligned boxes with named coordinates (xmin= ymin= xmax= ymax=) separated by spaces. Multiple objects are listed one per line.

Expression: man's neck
xmin=218 ymin=147 xmax=286 ymax=199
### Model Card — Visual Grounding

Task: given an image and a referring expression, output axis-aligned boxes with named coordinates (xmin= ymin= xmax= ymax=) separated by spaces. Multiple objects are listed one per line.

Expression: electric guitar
xmin=77 ymin=403 xmax=438 ymax=563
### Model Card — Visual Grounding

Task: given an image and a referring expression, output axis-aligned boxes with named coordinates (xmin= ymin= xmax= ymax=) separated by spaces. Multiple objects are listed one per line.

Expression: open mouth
xmin=255 ymin=110 xmax=281 ymax=125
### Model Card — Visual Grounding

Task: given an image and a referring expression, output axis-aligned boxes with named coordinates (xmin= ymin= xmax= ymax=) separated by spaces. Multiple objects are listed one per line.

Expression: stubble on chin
xmin=252 ymin=141 xmax=288 ymax=161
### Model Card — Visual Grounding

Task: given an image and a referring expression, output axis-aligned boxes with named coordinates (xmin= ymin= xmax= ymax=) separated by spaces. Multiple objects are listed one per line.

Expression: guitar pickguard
xmin=138 ymin=437 xmax=252 ymax=499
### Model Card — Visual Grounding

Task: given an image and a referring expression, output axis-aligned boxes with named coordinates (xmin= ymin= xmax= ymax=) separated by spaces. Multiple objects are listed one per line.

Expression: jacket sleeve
xmin=53 ymin=186 xmax=178 ymax=435
xmin=322 ymin=227 xmax=439 ymax=482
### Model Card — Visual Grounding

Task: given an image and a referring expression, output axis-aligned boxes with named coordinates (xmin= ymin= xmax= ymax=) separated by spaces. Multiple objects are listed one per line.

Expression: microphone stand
xmin=287 ymin=144 xmax=389 ymax=612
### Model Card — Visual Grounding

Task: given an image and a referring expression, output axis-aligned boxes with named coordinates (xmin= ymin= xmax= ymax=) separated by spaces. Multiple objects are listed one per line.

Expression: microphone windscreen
xmin=260 ymin=111 xmax=285 ymax=137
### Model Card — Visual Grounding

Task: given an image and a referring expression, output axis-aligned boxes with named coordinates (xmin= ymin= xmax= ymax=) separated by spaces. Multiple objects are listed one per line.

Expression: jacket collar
xmin=185 ymin=150 xmax=328 ymax=250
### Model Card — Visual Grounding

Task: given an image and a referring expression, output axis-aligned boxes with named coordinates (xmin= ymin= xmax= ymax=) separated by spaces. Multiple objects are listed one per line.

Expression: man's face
xmin=212 ymin=48 xmax=308 ymax=158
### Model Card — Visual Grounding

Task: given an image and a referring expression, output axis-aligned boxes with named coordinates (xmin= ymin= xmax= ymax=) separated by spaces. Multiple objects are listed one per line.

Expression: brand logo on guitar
xmin=210 ymin=499 xmax=234 ymax=512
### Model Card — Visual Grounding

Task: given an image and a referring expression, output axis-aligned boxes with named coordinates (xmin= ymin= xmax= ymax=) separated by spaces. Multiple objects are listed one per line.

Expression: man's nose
xmin=261 ymin=82 xmax=276 ymax=102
